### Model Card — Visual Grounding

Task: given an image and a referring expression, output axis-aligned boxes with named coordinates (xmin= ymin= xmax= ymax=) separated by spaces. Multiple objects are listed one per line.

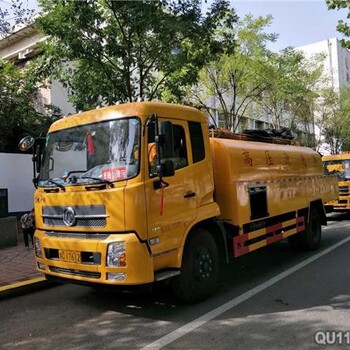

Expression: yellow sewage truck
xmin=323 ymin=152 xmax=350 ymax=212
xmin=20 ymin=102 xmax=338 ymax=302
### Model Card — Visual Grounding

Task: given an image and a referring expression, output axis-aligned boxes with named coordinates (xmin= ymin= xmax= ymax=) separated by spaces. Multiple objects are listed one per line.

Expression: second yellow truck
xmin=323 ymin=152 xmax=350 ymax=212
xmin=20 ymin=102 xmax=338 ymax=302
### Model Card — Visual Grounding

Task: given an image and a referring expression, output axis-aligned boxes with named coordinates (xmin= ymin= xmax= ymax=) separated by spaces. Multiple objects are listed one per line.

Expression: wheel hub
xmin=195 ymin=252 xmax=213 ymax=280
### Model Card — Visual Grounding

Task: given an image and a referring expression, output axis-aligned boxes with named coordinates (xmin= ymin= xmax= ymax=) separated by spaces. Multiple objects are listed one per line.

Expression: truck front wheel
xmin=172 ymin=229 xmax=219 ymax=303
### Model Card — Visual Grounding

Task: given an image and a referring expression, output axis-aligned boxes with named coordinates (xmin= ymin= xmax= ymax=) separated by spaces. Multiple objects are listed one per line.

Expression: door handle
xmin=184 ymin=192 xmax=196 ymax=198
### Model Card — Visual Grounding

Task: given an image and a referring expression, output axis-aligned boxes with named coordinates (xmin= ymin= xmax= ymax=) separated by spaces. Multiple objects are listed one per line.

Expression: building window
xmin=255 ymin=120 xmax=264 ymax=130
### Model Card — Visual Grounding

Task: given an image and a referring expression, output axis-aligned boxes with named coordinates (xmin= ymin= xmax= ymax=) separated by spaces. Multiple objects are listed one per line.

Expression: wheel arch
xmin=179 ymin=217 xmax=228 ymax=266
xmin=309 ymin=199 xmax=327 ymax=225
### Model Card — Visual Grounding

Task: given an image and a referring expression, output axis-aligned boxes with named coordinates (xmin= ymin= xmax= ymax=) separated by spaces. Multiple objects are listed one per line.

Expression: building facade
xmin=296 ymin=38 xmax=350 ymax=153
xmin=297 ymin=38 xmax=350 ymax=91
xmin=0 ymin=24 xmax=75 ymax=116
xmin=0 ymin=24 xmax=76 ymax=214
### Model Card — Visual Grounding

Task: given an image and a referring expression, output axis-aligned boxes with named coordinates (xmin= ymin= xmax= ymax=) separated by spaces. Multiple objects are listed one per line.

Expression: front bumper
xmin=34 ymin=230 xmax=154 ymax=285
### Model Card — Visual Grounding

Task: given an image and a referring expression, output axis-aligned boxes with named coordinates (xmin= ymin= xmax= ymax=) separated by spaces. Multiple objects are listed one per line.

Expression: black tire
xmin=300 ymin=208 xmax=321 ymax=250
xmin=172 ymin=229 xmax=219 ymax=303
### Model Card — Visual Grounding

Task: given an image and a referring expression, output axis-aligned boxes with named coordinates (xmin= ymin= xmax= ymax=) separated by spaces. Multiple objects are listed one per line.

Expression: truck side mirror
xmin=49 ymin=156 xmax=54 ymax=172
xmin=153 ymin=160 xmax=175 ymax=189
xmin=18 ymin=135 xmax=43 ymax=188
xmin=159 ymin=121 xmax=174 ymax=159
xmin=162 ymin=159 xmax=175 ymax=177
xmin=18 ymin=136 xmax=35 ymax=151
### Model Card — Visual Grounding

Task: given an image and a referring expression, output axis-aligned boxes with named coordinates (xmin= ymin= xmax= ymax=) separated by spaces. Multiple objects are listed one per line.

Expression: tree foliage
xmin=188 ymin=14 xmax=276 ymax=131
xmin=0 ymin=59 xmax=60 ymax=152
xmin=0 ymin=0 xmax=35 ymax=38
xmin=255 ymin=47 xmax=324 ymax=133
xmin=0 ymin=1 xmax=57 ymax=152
xmin=316 ymin=86 xmax=350 ymax=154
xmin=188 ymin=14 xmax=323 ymax=141
xmin=326 ymin=0 xmax=350 ymax=47
xmin=35 ymin=0 xmax=238 ymax=111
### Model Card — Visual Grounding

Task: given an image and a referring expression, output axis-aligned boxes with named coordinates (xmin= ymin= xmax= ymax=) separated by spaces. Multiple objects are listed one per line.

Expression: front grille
xmin=42 ymin=205 xmax=107 ymax=228
xmin=44 ymin=218 xmax=106 ymax=227
xmin=45 ymin=231 xmax=109 ymax=239
xmin=339 ymin=186 xmax=349 ymax=195
xmin=49 ymin=266 xmax=101 ymax=279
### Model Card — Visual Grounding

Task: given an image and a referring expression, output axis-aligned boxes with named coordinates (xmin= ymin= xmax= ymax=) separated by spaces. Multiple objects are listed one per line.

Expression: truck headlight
xmin=107 ymin=242 xmax=126 ymax=267
xmin=34 ymin=237 xmax=43 ymax=258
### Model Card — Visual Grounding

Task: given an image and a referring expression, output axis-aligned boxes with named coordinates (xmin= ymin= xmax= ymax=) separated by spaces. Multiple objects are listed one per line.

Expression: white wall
xmin=50 ymin=80 xmax=76 ymax=116
xmin=336 ymin=40 xmax=350 ymax=88
xmin=296 ymin=38 xmax=350 ymax=90
xmin=0 ymin=153 xmax=34 ymax=213
xmin=296 ymin=38 xmax=350 ymax=153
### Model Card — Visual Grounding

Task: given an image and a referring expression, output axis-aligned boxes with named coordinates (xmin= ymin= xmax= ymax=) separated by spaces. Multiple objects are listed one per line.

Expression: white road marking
xmin=141 ymin=232 xmax=350 ymax=350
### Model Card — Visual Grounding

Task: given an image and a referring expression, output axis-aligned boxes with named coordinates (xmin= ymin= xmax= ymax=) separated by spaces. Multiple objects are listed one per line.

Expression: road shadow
xmin=3 ymin=225 xmax=350 ymax=349
xmin=327 ymin=212 xmax=350 ymax=222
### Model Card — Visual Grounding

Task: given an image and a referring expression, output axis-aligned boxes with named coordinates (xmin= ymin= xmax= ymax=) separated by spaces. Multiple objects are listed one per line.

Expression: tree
xmin=315 ymin=86 xmax=350 ymax=154
xmin=0 ymin=0 xmax=36 ymax=38
xmin=186 ymin=15 xmax=323 ymax=140
xmin=314 ymin=87 xmax=339 ymax=152
xmin=255 ymin=47 xmax=324 ymax=136
xmin=337 ymin=87 xmax=350 ymax=151
xmin=0 ymin=59 xmax=59 ymax=152
xmin=326 ymin=0 xmax=350 ymax=47
xmin=35 ymin=0 xmax=238 ymax=111
xmin=187 ymin=14 xmax=277 ymax=131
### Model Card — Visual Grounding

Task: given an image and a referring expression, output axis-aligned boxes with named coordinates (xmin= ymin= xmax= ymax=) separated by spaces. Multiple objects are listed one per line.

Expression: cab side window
xmin=148 ymin=123 xmax=188 ymax=176
xmin=188 ymin=121 xmax=205 ymax=163
xmin=147 ymin=123 xmax=158 ymax=176
xmin=172 ymin=125 xmax=188 ymax=170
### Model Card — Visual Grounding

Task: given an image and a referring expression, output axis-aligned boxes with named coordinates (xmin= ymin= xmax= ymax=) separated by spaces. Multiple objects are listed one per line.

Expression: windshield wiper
xmin=46 ymin=179 xmax=66 ymax=191
xmin=64 ymin=170 xmax=86 ymax=180
xmin=80 ymin=176 xmax=114 ymax=188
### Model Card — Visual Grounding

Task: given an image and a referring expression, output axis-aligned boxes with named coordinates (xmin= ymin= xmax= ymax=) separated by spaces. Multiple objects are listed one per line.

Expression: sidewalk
xmin=0 ymin=230 xmax=49 ymax=299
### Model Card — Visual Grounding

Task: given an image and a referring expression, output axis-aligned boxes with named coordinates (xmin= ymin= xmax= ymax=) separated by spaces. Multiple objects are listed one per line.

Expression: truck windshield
xmin=39 ymin=117 xmax=140 ymax=187
xmin=323 ymin=159 xmax=350 ymax=180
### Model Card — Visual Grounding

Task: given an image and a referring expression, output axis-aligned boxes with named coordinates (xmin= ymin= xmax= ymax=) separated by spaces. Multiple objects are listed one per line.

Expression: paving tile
xmin=0 ymin=241 xmax=42 ymax=290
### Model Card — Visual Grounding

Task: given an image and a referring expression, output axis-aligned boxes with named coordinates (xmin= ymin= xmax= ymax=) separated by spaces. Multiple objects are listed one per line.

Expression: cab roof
xmin=322 ymin=153 xmax=350 ymax=161
xmin=49 ymin=102 xmax=207 ymax=133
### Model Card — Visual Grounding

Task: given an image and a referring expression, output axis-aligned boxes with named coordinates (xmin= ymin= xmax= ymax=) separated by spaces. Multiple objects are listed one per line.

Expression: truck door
xmin=145 ymin=119 xmax=197 ymax=263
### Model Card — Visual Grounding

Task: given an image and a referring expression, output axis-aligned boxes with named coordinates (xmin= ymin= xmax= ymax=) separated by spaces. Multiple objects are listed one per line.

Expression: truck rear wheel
xmin=301 ymin=208 xmax=321 ymax=250
xmin=172 ymin=229 xmax=219 ymax=303
xmin=288 ymin=209 xmax=321 ymax=251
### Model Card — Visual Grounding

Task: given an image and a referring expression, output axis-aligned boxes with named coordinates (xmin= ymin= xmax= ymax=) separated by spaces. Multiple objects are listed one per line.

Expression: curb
xmin=0 ymin=277 xmax=57 ymax=300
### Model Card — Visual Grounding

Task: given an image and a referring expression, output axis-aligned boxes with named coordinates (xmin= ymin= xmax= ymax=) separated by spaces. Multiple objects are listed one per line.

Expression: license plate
xmin=59 ymin=250 xmax=81 ymax=264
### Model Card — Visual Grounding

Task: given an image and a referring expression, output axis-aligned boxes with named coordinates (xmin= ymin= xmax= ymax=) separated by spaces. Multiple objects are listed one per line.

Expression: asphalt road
xmin=1 ymin=214 xmax=350 ymax=350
